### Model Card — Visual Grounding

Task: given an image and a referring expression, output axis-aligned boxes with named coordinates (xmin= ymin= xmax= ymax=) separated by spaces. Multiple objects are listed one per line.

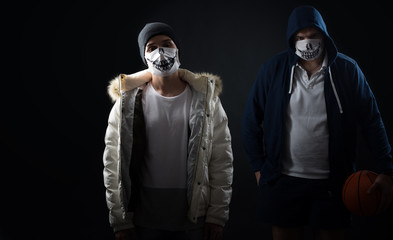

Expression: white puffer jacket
xmin=103 ymin=68 xmax=233 ymax=232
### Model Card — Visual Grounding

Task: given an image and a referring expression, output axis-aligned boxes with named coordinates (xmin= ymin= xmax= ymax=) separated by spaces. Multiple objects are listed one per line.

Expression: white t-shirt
xmin=141 ymin=82 xmax=192 ymax=188
xmin=282 ymin=55 xmax=330 ymax=179
xmin=134 ymin=83 xmax=202 ymax=231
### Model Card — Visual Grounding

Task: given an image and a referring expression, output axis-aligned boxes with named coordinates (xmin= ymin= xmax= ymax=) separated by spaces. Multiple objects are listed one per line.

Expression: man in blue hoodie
xmin=242 ymin=6 xmax=393 ymax=240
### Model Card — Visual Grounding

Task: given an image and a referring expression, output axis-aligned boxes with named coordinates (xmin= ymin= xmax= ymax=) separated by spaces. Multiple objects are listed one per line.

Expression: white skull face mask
xmin=145 ymin=47 xmax=180 ymax=77
xmin=295 ymin=39 xmax=323 ymax=61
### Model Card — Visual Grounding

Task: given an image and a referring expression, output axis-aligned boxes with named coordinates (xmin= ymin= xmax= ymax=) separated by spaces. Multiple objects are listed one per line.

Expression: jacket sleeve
xmin=241 ymin=66 xmax=266 ymax=172
xmin=354 ymin=65 xmax=393 ymax=171
xmin=103 ymin=99 xmax=134 ymax=232
xmin=206 ymin=98 xmax=234 ymax=226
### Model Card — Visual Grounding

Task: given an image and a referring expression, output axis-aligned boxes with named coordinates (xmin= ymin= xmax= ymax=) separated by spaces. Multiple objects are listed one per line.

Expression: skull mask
xmin=295 ymin=39 xmax=323 ymax=61
xmin=145 ymin=47 xmax=180 ymax=76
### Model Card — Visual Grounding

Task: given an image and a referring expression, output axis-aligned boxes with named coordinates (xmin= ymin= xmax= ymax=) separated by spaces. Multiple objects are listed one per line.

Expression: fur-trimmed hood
xmin=108 ymin=69 xmax=223 ymax=102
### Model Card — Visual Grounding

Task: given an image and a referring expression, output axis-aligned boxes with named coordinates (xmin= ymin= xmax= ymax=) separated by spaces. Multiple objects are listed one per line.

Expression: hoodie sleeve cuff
xmin=113 ymin=222 xmax=135 ymax=233
xmin=205 ymin=215 xmax=226 ymax=227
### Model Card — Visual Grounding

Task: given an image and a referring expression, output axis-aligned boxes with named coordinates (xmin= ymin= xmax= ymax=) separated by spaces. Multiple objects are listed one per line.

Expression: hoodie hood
xmin=108 ymin=69 xmax=223 ymax=102
xmin=286 ymin=6 xmax=337 ymax=65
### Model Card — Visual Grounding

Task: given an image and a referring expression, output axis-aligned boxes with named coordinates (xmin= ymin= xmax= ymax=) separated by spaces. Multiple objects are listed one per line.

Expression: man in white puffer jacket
xmin=103 ymin=22 xmax=233 ymax=240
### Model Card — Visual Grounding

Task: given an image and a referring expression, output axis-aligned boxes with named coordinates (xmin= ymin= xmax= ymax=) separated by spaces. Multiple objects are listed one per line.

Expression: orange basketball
xmin=342 ymin=170 xmax=381 ymax=216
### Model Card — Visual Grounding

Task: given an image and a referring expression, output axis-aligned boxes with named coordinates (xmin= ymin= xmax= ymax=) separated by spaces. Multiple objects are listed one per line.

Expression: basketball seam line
xmin=358 ymin=171 xmax=364 ymax=216
xmin=366 ymin=171 xmax=379 ymax=214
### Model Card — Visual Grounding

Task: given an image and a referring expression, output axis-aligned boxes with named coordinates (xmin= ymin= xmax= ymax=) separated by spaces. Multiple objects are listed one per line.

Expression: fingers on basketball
xmin=342 ymin=170 xmax=381 ymax=216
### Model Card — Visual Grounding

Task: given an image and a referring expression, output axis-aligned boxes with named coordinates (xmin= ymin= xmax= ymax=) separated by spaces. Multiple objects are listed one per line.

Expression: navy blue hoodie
xmin=242 ymin=6 xmax=392 ymax=189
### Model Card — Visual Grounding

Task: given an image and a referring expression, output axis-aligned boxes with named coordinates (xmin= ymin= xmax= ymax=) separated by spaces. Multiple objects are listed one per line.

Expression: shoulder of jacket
xmin=334 ymin=52 xmax=359 ymax=67
xmin=107 ymin=70 xmax=151 ymax=102
xmin=178 ymin=69 xmax=223 ymax=98
xmin=258 ymin=51 xmax=291 ymax=72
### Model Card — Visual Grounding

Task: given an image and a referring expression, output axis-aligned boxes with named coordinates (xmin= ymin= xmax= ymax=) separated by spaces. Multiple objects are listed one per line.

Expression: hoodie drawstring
xmin=288 ymin=65 xmax=343 ymax=114
xmin=288 ymin=65 xmax=295 ymax=94
xmin=328 ymin=68 xmax=343 ymax=114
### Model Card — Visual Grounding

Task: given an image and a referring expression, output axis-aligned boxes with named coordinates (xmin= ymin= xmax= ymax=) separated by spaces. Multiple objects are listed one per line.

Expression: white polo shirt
xmin=282 ymin=54 xmax=330 ymax=179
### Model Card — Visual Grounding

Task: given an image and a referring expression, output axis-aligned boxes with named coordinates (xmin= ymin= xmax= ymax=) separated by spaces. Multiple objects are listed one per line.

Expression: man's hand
xmin=115 ymin=228 xmax=136 ymax=240
xmin=204 ymin=222 xmax=223 ymax=240
xmin=255 ymin=171 xmax=261 ymax=186
xmin=367 ymin=173 xmax=393 ymax=213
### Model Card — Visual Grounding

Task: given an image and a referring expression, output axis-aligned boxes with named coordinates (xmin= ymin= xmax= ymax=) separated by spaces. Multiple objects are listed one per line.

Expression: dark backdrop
xmin=8 ymin=0 xmax=393 ymax=239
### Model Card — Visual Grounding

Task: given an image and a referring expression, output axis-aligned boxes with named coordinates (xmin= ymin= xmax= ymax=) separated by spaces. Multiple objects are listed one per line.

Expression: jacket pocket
xmin=198 ymin=184 xmax=210 ymax=215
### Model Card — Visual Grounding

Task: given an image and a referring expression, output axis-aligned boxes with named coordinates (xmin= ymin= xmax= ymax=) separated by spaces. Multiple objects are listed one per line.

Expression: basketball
xmin=342 ymin=170 xmax=381 ymax=216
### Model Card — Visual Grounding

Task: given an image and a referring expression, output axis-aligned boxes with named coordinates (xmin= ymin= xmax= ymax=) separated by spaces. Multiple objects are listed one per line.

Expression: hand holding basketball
xmin=342 ymin=170 xmax=393 ymax=216
xmin=367 ymin=173 xmax=393 ymax=213
xmin=342 ymin=171 xmax=378 ymax=216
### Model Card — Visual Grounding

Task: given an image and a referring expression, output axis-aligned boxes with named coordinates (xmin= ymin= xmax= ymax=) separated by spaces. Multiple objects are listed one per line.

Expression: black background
xmin=8 ymin=0 xmax=393 ymax=239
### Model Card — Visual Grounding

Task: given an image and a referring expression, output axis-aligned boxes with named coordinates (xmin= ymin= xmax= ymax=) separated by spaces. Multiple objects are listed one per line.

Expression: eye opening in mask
xmin=145 ymin=38 xmax=176 ymax=54
xmin=291 ymin=27 xmax=324 ymax=50
xmin=145 ymin=47 xmax=177 ymax=62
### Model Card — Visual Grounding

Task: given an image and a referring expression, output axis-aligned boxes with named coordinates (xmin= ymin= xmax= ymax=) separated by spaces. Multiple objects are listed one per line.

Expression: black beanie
xmin=137 ymin=22 xmax=178 ymax=65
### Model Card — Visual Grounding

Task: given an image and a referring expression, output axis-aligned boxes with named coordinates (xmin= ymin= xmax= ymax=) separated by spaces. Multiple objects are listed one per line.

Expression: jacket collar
xmin=108 ymin=69 xmax=223 ymax=102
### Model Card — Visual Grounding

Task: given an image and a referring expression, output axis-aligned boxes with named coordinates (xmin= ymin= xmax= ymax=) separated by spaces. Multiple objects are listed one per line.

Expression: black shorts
xmin=257 ymin=174 xmax=350 ymax=229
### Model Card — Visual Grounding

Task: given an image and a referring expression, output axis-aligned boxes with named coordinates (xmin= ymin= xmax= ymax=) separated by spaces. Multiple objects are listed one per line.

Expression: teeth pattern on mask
xmin=152 ymin=57 xmax=175 ymax=72
xmin=298 ymin=47 xmax=320 ymax=60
